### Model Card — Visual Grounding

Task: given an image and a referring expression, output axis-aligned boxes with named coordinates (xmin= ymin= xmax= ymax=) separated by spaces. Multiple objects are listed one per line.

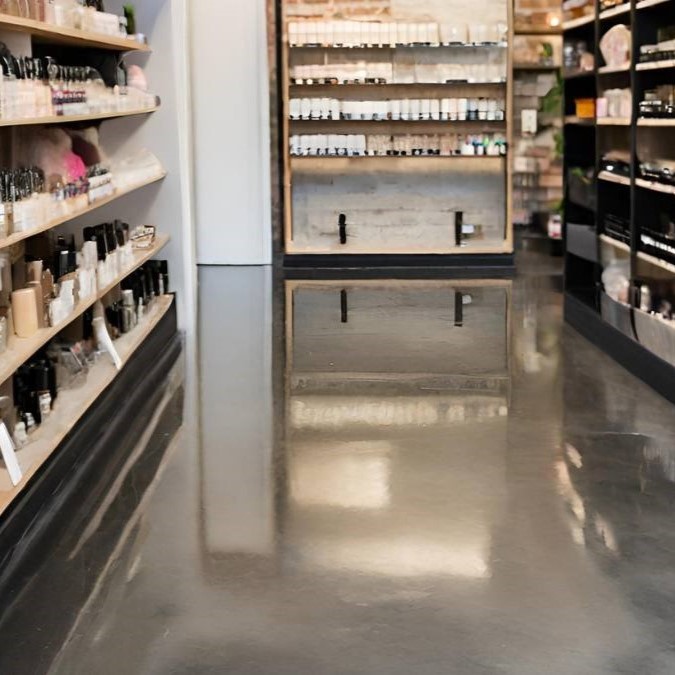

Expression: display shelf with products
xmin=0 ymin=2 xmax=191 ymax=531
xmin=0 ymin=294 xmax=173 ymax=514
xmin=563 ymin=0 xmax=675 ymax=403
xmin=281 ymin=5 xmax=514 ymax=265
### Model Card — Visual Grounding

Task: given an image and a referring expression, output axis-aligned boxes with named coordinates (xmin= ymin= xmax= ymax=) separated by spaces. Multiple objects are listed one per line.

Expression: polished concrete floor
xmin=3 ymin=250 xmax=675 ymax=674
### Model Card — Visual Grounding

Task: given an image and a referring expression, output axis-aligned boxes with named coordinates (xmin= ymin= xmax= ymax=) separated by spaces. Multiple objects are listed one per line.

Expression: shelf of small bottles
xmin=0 ymin=172 xmax=166 ymax=252
xmin=636 ymin=177 xmax=675 ymax=194
xmin=0 ymin=295 xmax=173 ymax=513
xmin=290 ymin=118 xmax=506 ymax=125
xmin=0 ymin=104 xmax=159 ymax=128
xmin=0 ymin=234 xmax=169 ymax=388
xmin=0 ymin=13 xmax=150 ymax=52
xmin=636 ymin=59 xmax=675 ymax=71
xmin=289 ymin=41 xmax=508 ymax=50
xmin=291 ymin=154 xmax=506 ymax=160
xmin=289 ymin=80 xmax=507 ymax=87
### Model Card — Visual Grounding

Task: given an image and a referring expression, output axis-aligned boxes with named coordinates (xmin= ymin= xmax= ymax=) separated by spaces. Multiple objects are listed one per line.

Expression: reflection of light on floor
xmin=565 ymin=443 xmax=583 ymax=469
xmin=555 ymin=459 xmax=619 ymax=554
xmin=291 ymin=396 xmax=508 ymax=429
xmin=291 ymin=441 xmax=392 ymax=510
xmin=302 ymin=537 xmax=490 ymax=579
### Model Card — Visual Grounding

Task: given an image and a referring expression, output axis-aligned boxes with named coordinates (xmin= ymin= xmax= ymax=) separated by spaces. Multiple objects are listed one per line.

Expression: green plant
xmin=124 ymin=4 xmax=136 ymax=35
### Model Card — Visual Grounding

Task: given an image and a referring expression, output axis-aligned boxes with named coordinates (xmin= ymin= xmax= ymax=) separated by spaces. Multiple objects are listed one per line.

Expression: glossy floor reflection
xmin=3 ymin=251 xmax=675 ymax=674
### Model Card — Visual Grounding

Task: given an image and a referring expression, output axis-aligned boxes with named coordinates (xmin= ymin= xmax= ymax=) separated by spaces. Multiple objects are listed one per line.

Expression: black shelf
xmin=563 ymin=0 xmax=675 ymax=401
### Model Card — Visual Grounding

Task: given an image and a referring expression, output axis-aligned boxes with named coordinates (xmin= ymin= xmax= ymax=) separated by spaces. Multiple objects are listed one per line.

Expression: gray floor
xmin=44 ymin=252 xmax=675 ymax=673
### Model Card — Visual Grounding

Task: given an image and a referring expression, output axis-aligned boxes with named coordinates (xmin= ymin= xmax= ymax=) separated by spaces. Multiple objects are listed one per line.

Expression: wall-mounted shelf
xmin=291 ymin=154 xmax=506 ymax=163
xmin=564 ymin=115 xmax=595 ymax=125
xmin=637 ymin=250 xmax=675 ymax=273
xmin=0 ymin=235 xmax=169 ymax=387
xmin=600 ymin=233 xmax=631 ymax=252
xmin=636 ymin=59 xmax=675 ymax=71
xmin=562 ymin=14 xmax=596 ymax=30
xmin=0 ymin=105 xmax=159 ymax=129
xmin=636 ymin=0 xmax=673 ymax=10
xmin=564 ymin=0 xmax=675 ymax=403
xmin=0 ymin=295 xmax=173 ymax=515
xmin=289 ymin=42 xmax=508 ymax=50
xmin=290 ymin=81 xmax=506 ymax=88
xmin=637 ymin=118 xmax=675 ymax=126
xmin=563 ymin=69 xmax=595 ymax=79
xmin=514 ymin=63 xmax=560 ymax=71
xmin=0 ymin=13 xmax=150 ymax=51
xmin=514 ymin=27 xmax=562 ymax=35
xmin=635 ymin=178 xmax=675 ymax=194
xmin=598 ymin=63 xmax=630 ymax=74
xmin=598 ymin=171 xmax=631 ymax=186
xmin=597 ymin=117 xmax=631 ymax=125
xmin=0 ymin=171 xmax=166 ymax=252
xmin=599 ymin=3 xmax=631 ymax=19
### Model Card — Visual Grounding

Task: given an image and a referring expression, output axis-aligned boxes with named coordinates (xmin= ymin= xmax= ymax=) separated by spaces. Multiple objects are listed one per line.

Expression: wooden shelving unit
xmin=0 ymin=234 xmax=169 ymax=389
xmin=0 ymin=13 xmax=176 ymax=511
xmin=281 ymin=6 xmax=514 ymax=264
xmin=0 ymin=295 xmax=174 ymax=512
xmin=0 ymin=104 xmax=159 ymax=128
xmin=0 ymin=172 xmax=166 ymax=251
xmin=0 ymin=12 xmax=149 ymax=51
xmin=563 ymin=0 xmax=675 ymax=403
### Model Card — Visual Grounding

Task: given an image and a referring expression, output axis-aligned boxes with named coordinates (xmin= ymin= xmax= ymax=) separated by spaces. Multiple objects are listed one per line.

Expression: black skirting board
xmin=0 ymin=299 xmax=182 ymax=611
xmin=565 ymin=292 xmax=675 ymax=405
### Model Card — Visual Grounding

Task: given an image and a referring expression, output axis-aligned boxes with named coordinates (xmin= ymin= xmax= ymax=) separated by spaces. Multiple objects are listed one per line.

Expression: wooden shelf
xmin=514 ymin=27 xmax=562 ymax=35
xmin=0 ymin=295 xmax=173 ymax=515
xmin=0 ymin=171 xmax=166 ymax=252
xmin=514 ymin=63 xmax=560 ymax=71
xmin=291 ymin=154 xmax=506 ymax=162
xmin=290 ymin=80 xmax=506 ymax=87
xmin=289 ymin=41 xmax=508 ymax=50
xmin=598 ymin=63 xmax=630 ymax=74
xmin=0 ymin=234 xmax=169 ymax=387
xmin=637 ymin=0 xmax=672 ymax=10
xmin=600 ymin=233 xmax=631 ymax=252
xmin=290 ymin=118 xmax=505 ymax=125
xmin=286 ymin=242 xmax=512 ymax=255
xmin=562 ymin=14 xmax=596 ymax=30
xmin=636 ymin=177 xmax=675 ymax=194
xmin=564 ymin=115 xmax=595 ymax=125
xmin=637 ymin=118 xmax=675 ymax=126
xmin=598 ymin=170 xmax=630 ymax=186
xmin=599 ymin=3 xmax=631 ymax=19
xmin=0 ymin=105 xmax=158 ymax=128
xmin=637 ymin=250 xmax=675 ymax=273
xmin=563 ymin=69 xmax=595 ymax=79
xmin=636 ymin=59 xmax=675 ymax=71
xmin=597 ymin=117 xmax=631 ymax=125
xmin=0 ymin=13 xmax=150 ymax=51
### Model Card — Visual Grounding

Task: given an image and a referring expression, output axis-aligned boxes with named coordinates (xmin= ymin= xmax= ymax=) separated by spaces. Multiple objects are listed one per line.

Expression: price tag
xmin=0 ymin=422 xmax=22 ymax=487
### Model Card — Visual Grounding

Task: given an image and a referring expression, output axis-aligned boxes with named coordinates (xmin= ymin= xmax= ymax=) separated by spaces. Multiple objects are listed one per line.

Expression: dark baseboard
xmin=0 ymin=299 xmax=182 ymax=600
xmin=283 ymin=253 xmax=515 ymax=278
xmin=565 ymin=292 xmax=675 ymax=405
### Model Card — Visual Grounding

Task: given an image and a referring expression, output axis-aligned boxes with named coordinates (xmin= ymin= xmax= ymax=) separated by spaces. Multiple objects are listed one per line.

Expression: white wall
xmin=189 ymin=0 xmax=273 ymax=265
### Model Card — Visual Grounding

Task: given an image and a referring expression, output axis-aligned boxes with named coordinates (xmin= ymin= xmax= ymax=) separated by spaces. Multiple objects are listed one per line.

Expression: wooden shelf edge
xmin=598 ymin=171 xmax=630 ymax=186
xmin=0 ymin=13 xmax=150 ymax=51
xmin=562 ymin=14 xmax=596 ymax=30
xmin=599 ymin=3 xmax=631 ymax=19
xmin=0 ymin=105 xmax=159 ymax=129
xmin=637 ymin=118 xmax=675 ymax=126
xmin=291 ymin=154 xmax=506 ymax=160
xmin=564 ymin=116 xmax=595 ymax=125
xmin=637 ymin=250 xmax=675 ymax=273
xmin=0 ymin=295 xmax=174 ymax=513
xmin=637 ymin=0 xmax=672 ymax=10
xmin=0 ymin=171 xmax=167 ymax=252
xmin=0 ymin=234 xmax=170 ymax=386
xmin=600 ymin=233 xmax=631 ymax=252
xmin=289 ymin=41 xmax=508 ymax=50
xmin=597 ymin=117 xmax=631 ymax=125
xmin=636 ymin=59 xmax=675 ymax=71
xmin=597 ymin=63 xmax=630 ymax=74
xmin=636 ymin=177 xmax=675 ymax=194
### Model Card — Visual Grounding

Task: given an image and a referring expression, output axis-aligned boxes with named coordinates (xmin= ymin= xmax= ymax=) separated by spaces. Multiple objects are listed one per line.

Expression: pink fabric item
xmin=64 ymin=152 xmax=87 ymax=183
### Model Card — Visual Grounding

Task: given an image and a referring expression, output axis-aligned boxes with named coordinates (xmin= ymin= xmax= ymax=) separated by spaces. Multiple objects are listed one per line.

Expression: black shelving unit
xmin=563 ymin=0 xmax=675 ymax=403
